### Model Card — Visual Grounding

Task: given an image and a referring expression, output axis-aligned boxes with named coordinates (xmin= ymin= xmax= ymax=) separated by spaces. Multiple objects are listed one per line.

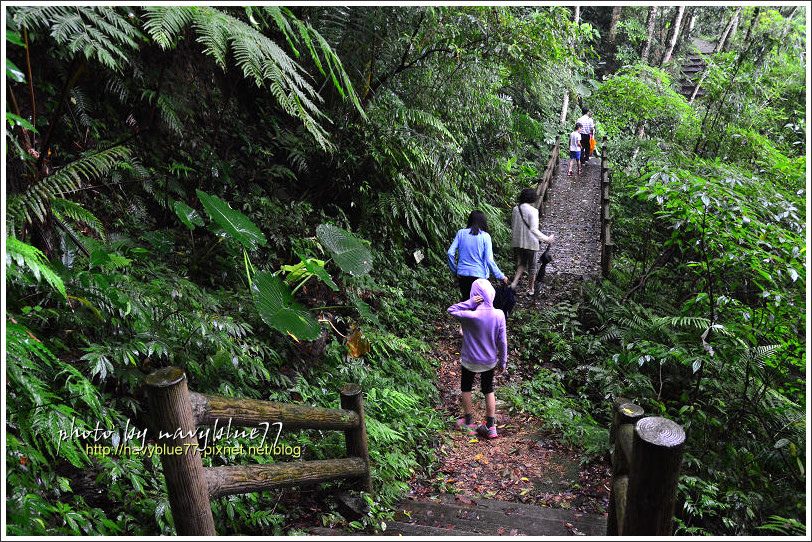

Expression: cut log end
xmin=340 ymin=383 xmax=362 ymax=397
xmin=635 ymin=417 xmax=685 ymax=448
xmin=145 ymin=366 xmax=186 ymax=388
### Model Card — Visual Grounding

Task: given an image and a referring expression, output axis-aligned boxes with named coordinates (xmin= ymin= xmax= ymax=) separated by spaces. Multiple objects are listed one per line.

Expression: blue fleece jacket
xmin=447 ymin=228 xmax=505 ymax=280
xmin=447 ymin=279 xmax=508 ymax=371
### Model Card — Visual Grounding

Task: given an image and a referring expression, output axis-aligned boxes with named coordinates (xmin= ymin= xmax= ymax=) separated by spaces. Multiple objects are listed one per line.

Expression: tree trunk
xmin=640 ymin=6 xmax=658 ymax=63
xmin=660 ymin=6 xmax=685 ymax=66
xmin=608 ymin=6 xmax=622 ymax=42
xmin=721 ymin=11 xmax=740 ymax=52
xmin=777 ymin=6 xmax=799 ymax=44
xmin=742 ymin=7 xmax=761 ymax=45
xmin=604 ymin=6 xmax=623 ymax=75
xmin=715 ymin=8 xmax=741 ymax=53
xmin=559 ymin=7 xmax=579 ymax=126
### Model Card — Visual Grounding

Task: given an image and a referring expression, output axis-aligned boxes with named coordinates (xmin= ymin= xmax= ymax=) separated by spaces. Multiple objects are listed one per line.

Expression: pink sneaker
xmin=456 ymin=418 xmax=477 ymax=435
xmin=476 ymin=424 xmax=498 ymax=439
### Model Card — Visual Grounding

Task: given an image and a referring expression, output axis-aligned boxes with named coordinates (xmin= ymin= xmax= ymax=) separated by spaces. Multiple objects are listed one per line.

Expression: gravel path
xmin=539 ymin=154 xmax=603 ymax=281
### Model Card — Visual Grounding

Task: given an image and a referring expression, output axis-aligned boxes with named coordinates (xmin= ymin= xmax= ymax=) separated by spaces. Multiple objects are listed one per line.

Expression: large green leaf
xmin=251 ymin=271 xmax=321 ymax=341
xmin=196 ymin=190 xmax=267 ymax=250
xmin=316 ymin=223 xmax=372 ymax=276
xmin=173 ymin=200 xmax=204 ymax=231
xmin=303 ymin=257 xmax=338 ymax=291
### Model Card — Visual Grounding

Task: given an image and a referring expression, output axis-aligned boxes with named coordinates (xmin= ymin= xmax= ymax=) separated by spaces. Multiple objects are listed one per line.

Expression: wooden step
xmin=435 ymin=493 xmax=607 ymax=534
xmin=395 ymin=495 xmax=606 ymax=536
xmin=310 ymin=521 xmax=484 ymax=536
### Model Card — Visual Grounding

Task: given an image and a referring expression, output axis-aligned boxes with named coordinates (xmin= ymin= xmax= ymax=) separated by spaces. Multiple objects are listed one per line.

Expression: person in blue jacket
xmin=447 ymin=210 xmax=508 ymax=301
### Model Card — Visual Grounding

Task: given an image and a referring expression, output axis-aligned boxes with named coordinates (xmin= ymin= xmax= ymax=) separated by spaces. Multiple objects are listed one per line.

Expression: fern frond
xmin=69 ymin=86 xmax=95 ymax=132
xmin=51 ymin=198 xmax=106 ymax=241
xmin=12 ymin=6 xmax=142 ymax=72
xmin=140 ymin=5 xmax=195 ymax=50
xmin=6 ymin=146 xmax=131 ymax=227
xmin=5 ymin=237 xmax=67 ymax=299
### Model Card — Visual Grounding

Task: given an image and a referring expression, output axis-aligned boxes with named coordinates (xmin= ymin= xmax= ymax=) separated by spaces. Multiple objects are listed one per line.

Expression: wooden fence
xmin=600 ymin=140 xmax=613 ymax=277
xmin=145 ymin=366 xmax=371 ymax=536
xmin=533 ymin=135 xmax=561 ymax=217
xmin=606 ymin=397 xmax=686 ymax=536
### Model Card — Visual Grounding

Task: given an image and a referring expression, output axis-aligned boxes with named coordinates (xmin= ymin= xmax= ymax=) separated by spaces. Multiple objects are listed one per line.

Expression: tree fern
xmin=141 ymin=5 xmax=358 ymax=150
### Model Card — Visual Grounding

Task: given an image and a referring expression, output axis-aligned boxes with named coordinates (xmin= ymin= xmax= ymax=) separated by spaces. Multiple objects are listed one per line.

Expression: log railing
xmin=600 ymin=140 xmax=613 ymax=277
xmin=533 ymin=135 xmax=562 ymax=217
xmin=607 ymin=397 xmax=686 ymax=536
xmin=146 ymin=366 xmax=371 ymax=536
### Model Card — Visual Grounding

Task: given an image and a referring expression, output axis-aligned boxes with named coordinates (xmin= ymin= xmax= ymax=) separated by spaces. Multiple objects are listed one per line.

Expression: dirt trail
xmin=405 ymin=154 xmax=610 ymax=514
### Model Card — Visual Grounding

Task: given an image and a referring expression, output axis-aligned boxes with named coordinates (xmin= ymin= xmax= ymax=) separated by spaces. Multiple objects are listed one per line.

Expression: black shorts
xmin=457 ymin=275 xmax=478 ymax=301
xmin=461 ymin=366 xmax=495 ymax=394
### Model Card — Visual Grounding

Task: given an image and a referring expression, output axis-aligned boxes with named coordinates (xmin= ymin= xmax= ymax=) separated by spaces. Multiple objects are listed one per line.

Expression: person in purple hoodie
xmin=447 ymin=278 xmax=508 ymax=439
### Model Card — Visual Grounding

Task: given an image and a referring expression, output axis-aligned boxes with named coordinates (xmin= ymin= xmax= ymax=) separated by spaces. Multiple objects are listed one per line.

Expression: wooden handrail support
xmin=606 ymin=397 xmax=686 ymax=536
xmin=146 ymin=367 xmax=371 ymax=536
xmin=534 ymin=135 xmax=561 ymax=217
xmin=600 ymin=141 xmax=613 ymax=277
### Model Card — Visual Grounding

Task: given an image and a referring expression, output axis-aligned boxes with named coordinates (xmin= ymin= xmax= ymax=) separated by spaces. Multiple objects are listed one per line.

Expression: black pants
xmin=458 ymin=275 xmax=478 ymax=301
xmin=580 ymin=133 xmax=591 ymax=163
xmin=461 ymin=366 xmax=495 ymax=394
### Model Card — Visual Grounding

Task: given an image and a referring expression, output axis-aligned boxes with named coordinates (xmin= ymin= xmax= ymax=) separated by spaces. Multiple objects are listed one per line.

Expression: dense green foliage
xmin=4 ymin=4 xmax=806 ymax=537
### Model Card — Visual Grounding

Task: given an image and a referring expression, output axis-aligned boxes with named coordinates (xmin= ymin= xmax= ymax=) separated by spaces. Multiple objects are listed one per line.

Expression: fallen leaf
xmin=456 ymin=495 xmax=475 ymax=505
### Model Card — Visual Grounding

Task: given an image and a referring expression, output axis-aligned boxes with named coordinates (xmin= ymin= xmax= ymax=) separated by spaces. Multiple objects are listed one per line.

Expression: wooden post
xmin=146 ymin=367 xmax=216 ymax=536
xmin=602 ymin=223 xmax=613 ymax=277
xmin=340 ymin=384 xmax=372 ymax=492
xmin=607 ymin=400 xmax=645 ymax=536
xmin=623 ymin=417 xmax=686 ymax=536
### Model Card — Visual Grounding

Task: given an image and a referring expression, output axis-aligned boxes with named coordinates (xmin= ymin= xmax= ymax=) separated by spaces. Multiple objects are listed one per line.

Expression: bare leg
xmin=461 ymin=391 xmax=473 ymax=417
xmin=510 ymin=255 xmax=525 ymax=290
xmin=484 ymin=392 xmax=495 ymax=419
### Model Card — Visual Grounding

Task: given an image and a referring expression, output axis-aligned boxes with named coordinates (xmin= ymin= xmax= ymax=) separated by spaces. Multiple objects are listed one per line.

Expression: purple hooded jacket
xmin=447 ymin=278 xmax=508 ymax=371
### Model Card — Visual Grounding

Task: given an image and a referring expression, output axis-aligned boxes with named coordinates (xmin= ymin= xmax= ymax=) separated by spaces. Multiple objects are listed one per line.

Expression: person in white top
xmin=575 ymin=107 xmax=596 ymax=165
xmin=568 ymin=122 xmax=583 ymax=176
xmin=509 ymin=188 xmax=555 ymax=297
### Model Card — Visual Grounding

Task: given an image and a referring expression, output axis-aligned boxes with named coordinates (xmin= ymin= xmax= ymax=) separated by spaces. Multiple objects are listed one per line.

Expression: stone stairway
xmin=310 ymin=493 xmax=607 ymax=536
xmin=679 ymin=52 xmax=706 ymax=99
xmin=679 ymin=37 xmax=716 ymax=99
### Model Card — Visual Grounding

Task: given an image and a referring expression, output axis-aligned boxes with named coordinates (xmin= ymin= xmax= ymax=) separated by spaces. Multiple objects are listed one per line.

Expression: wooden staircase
xmin=310 ymin=493 xmax=607 ymax=536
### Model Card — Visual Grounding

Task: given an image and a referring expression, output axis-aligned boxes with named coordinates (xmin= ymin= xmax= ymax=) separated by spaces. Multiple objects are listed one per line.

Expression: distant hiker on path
xmin=448 ymin=278 xmax=507 ymax=439
xmin=447 ymin=210 xmax=508 ymax=301
xmin=510 ymin=188 xmax=555 ymax=297
xmin=568 ymin=122 xmax=583 ymax=177
xmin=576 ymin=107 xmax=596 ymax=166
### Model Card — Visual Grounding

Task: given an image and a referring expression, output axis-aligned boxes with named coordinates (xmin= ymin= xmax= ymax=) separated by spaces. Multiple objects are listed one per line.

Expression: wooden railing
xmin=600 ymin=140 xmax=613 ymax=277
xmin=606 ymin=397 xmax=685 ymax=536
xmin=146 ymin=366 xmax=370 ymax=536
xmin=533 ymin=135 xmax=562 ymax=217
